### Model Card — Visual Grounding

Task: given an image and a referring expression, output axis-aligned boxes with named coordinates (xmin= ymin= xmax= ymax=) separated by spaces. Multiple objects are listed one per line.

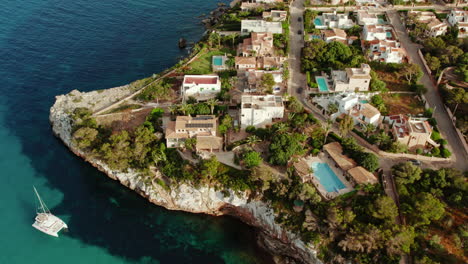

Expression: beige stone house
xmin=331 ymin=63 xmax=371 ymax=92
xmin=238 ymin=32 xmax=275 ymax=57
xmin=165 ymin=115 xmax=223 ymax=152
xmin=388 ymin=115 xmax=439 ymax=150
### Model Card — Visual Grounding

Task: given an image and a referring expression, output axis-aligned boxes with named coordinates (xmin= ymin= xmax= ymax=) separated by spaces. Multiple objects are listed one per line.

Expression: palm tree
xmin=245 ymin=135 xmax=261 ymax=147
xmin=274 ymin=122 xmax=289 ymax=134
xmin=206 ymin=98 xmax=219 ymax=115
xmin=178 ymin=102 xmax=191 ymax=116
xmin=152 ymin=144 xmax=167 ymax=166
xmin=363 ymin=123 xmax=376 ymax=137
xmin=322 ymin=118 xmax=333 ymax=145
xmin=168 ymin=104 xmax=179 ymax=116
xmin=338 ymin=114 xmax=354 ymax=136
xmin=229 ymin=33 xmax=238 ymax=49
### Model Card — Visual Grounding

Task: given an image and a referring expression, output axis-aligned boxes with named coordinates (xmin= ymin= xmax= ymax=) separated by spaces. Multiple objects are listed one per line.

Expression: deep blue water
xmin=0 ymin=1 xmax=267 ymax=263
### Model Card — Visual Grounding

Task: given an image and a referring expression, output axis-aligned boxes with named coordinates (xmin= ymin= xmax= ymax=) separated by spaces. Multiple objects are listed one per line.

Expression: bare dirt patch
xmin=376 ymin=70 xmax=411 ymax=91
xmin=383 ymin=94 xmax=425 ymax=115
xmin=96 ymin=108 xmax=152 ymax=133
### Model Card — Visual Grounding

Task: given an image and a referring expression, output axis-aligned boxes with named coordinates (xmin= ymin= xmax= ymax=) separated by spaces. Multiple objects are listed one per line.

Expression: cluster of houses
xmin=167 ymin=5 xmax=289 ymax=153
xmin=409 ymin=9 xmax=468 ymax=39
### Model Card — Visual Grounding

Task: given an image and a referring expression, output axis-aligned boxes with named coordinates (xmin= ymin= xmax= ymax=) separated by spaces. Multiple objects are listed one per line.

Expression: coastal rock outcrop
xmin=50 ymin=88 xmax=322 ymax=264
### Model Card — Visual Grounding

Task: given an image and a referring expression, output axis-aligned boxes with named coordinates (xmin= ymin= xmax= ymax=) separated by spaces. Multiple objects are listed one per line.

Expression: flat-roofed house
xmin=181 ymin=75 xmax=221 ymax=100
xmin=447 ymin=9 xmax=468 ymax=38
xmin=262 ymin=10 xmax=288 ymax=21
xmin=165 ymin=115 xmax=223 ymax=152
xmin=240 ymin=94 xmax=284 ymax=128
xmin=241 ymin=20 xmax=283 ymax=35
xmin=331 ymin=63 xmax=371 ymax=92
xmin=238 ymin=32 xmax=275 ymax=57
xmin=314 ymin=12 xmax=355 ymax=29
xmin=388 ymin=115 xmax=439 ymax=149
xmin=356 ymin=11 xmax=379 ymax=25
xmin=363 ymin=24 xmax=393 ymax=41
xmin=245 ymin=69 xmax=283 ymax=93
xmin=257 ymin=56 xmax=287 ymax=70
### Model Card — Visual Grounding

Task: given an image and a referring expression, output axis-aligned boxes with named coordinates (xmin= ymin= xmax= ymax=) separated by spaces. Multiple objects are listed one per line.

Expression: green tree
xmin=424 ymin=53 xmax=441 ymax=72
xmin=338 ymin=114 xmax=354 ymax=136
xmin=132 ymin=126 xmax=156 ymax=167
xmin=372 ymin=196 xmax=399 ymax=222
xmin=100 ymin=130 xmax=132 ymax=171
xmin=245 ymin=135 xmax=261 ymax=146
xmin=409 ymin=192 xmax=445 ymax=226
xmin=184 ymin=138 xmax=197 ymax=152
xmin=370 ymin=71 xmax=387 ymax=92
xmin=399 ymin=64 xmax=423 ymax=84
xmin=260 ymin=73 xmax=275 ymax=94
xmin=327 ymin=103 xmax=338 ymax=114
xmin=200 ymin=156 xmax=221 ymax=181
xmin=72 ymin=127 xmax=98 ymax=150
xmin=269 ymin=133 xmax=306 ymax=165
xmin=393 ymin=162 xmax=422 ymax=185
xmin=359 ymin=152 xmax=380 ymax=172
xmin=242 ymin=151 xmax=262 ymax=168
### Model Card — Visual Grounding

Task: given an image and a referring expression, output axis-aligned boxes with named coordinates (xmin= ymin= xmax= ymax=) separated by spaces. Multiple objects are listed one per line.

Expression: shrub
xmin=438 ymin=139 xmax=448 ymax=145
xmin=416 ymin=148 xmax=423 ymax=155
xmin=245 ymin=126 xmax=256 ymax=133
xmin=441 ymin=147 xmax=452 ymax=158
xmin=431 ymin=147 xmax=440 ymax=156
xmin=431 ymin=131 xmax=441 ymax=141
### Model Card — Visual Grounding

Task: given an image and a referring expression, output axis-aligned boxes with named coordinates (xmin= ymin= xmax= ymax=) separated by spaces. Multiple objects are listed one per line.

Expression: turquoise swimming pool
xmin=360 ymin=100 xmax=369 ymax=104
xmin=312 ymin=162 xmax=346 ymax=193
xmin=314 ymin=18 xmax=323 ymax=26
xmin=386 ymin=32 xmax=392 ymax=38
xmin=213 ymin=56 xmax=223 ymax=66
xmin=315 ymin=76 xmax=329 ymax=92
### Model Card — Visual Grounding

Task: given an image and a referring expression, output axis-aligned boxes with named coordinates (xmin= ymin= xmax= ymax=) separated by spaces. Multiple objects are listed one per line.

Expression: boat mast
xmin=33 ymin=186 xmax=50 ymax=214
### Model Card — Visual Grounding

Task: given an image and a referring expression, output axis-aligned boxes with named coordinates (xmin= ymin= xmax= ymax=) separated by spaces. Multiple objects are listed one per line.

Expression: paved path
xmin=386 ymin=10 xmax=468 ymax=171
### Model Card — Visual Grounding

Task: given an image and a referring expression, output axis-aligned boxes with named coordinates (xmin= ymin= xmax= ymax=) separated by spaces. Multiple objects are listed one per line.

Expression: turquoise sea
xmin=0 ymin=1 xmax=268 ymax=263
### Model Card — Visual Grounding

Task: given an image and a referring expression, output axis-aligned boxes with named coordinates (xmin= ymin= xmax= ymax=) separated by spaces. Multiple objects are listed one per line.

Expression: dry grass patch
xmin=382 ymin=94 xmax=425 ymax=115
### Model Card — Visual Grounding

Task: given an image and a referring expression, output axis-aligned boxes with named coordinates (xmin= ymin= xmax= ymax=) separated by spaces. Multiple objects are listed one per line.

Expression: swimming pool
xmin=378 ymin=18 xmax=386 ymax=24
xmin=314 ymin=18 xmax=323 ymax=26
xmin=315 ymin=76 xmax=329 ymax=92
xmin=360 ymin=100 xmax=369 ymax=104
xmin=386 ymin=32 xmax=392 ymax=38
xmin=213 ymin=56 xmax=223 ymax=66
xmin=312 ymin=162 xmax=346 ymax=193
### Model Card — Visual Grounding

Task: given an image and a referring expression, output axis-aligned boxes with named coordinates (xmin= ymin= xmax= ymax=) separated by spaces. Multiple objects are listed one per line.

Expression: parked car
xmin=297 ymin=87 xmax=303 ymax=94
xmin=298 ymin=17 xmax=302 ymax=22
xmin=298 ymin=30 xmax=302 ymax=35
xmin=409 ymin=159 xmax=422 ymax=166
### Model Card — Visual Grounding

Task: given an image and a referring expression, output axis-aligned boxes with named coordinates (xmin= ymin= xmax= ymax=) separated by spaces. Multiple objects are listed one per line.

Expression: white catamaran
xmin=32 ymin=186 xmax=68 ymax=237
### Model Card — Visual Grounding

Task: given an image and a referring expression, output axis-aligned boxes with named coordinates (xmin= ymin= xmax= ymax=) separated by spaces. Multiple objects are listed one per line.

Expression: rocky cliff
xmin=50 ymin=87 xmax=322 ymax=264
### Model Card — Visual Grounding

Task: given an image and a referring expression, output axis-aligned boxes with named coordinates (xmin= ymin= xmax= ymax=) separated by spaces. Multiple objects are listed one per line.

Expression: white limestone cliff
xmin=50 ymin=87 xmax=321 ymax=264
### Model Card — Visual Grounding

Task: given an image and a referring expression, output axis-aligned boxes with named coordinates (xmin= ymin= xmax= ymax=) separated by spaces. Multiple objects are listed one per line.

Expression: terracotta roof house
xmin=181 ymin=75 xmax=221 ymax=100
xmin=347 ymin=166 xmax=378 ymax=185
xmin=235 ymin=56 xmax=257 ymax=70
xmin=350 ymin=103 xmax=381 ymax=126
xmin=323 ymin=142 xmax=357 ymax=171
xmin=165 ymin=115 xmax=223 ymax=152
xmin=244 ymin=69 xmax=283 ymax=93
xmin=426 ymin=19 xmax=448 ymax=37
xmin=238 ymin=32 xmax=275 ymax=57
xmin=321 ymin=28 xmax=348 ymax=44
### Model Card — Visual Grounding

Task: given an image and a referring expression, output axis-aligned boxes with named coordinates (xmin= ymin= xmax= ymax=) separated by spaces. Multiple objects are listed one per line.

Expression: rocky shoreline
xmin=49 ymin=87 xmax=321 ymax=264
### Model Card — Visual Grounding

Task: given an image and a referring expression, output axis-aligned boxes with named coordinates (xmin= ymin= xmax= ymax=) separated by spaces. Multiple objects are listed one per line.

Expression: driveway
xmin=386 ymin=10 xmax=468 ymax=171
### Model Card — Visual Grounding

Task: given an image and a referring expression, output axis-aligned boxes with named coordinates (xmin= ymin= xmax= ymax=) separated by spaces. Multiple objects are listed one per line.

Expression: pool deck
xmin=302 ymin=154 xmax=353 ymax=200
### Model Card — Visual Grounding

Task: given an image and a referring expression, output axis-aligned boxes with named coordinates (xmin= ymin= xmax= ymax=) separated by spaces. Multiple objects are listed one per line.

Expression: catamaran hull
xmin=32 ymin=213 xmax=67 ymax=237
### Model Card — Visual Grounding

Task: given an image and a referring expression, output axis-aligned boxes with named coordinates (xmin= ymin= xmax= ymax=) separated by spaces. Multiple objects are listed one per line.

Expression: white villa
xmin=331 ymin=64 xmax=371 ymax=92
xmin=447 ymin=9 xmax=468 ymax=38
xmin=408 ymin=11 xmax=448 ymax=37
xmin=165 ymin=115 xmax=223 ymax=152
xmin=362 ymin=25 xmax=406 ymax=63
xmin=240 ymin=94 xmax=284 ymax=128
xmin=241 ymin=20 xmax=283 ymax=35
xmin=367 ymin=39 xmax=406 ymax=64
xmin=356 ymin=11 xmax=379 ymax=26
xmin=181 ymin=75 xmax=221 ymax=100
xmin=321 ymin=28 xmax=348 ymax=44
xmin=314 ymin=12 xmax=355 ymax=30
xmin=313 ymin=93 xmax=381 ymax=126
